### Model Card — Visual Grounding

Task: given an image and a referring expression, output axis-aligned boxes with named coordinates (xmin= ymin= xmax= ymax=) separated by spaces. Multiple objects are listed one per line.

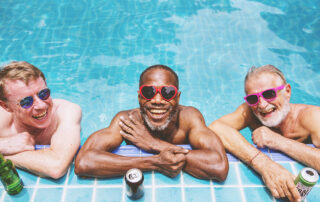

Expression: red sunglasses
xmin=139 ymin=85 xmax=178 ymax=101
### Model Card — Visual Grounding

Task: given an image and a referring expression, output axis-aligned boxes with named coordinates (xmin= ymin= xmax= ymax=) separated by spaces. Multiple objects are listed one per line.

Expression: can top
xmin=301 ymin=167 xmax=319 ymax=183
xmin=126 ymin=168 xmax=143 ymax=183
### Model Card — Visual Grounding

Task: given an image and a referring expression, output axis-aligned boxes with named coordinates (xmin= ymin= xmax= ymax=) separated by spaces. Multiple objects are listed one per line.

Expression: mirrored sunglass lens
xmin=161 ymin=86 xmax=176 ymax=100
xmin=20 ymin=96 xmax=33 ymax=109
xmin=141 ymin=86 xmax=156 ymax=99
xmin=262 ymin=89 xmax=276 ymax=100
xmin=246 ymin=95 xmax=258 ymax=105
xmin=38 ymin=88 xmax=50 ymax=100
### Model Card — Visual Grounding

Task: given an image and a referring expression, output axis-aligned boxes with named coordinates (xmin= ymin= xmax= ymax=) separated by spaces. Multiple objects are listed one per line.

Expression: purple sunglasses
xmin=244 ymin=85 xmax=285 ymax=106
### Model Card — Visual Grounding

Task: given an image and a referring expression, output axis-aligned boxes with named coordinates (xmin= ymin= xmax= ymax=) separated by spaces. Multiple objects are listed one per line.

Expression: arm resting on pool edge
xmin=181 ymin=107 xmax=228 ymax=182
xmin=74 ymin=128 xmax=189 ymax=178
xmin=209 ymin=108 xmax=301 ymax=201
xmin=5 ymin=102 xmax=81 ymax=179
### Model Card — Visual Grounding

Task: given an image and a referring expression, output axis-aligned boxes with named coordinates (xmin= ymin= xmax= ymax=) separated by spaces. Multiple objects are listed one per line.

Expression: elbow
xmin=215 ymin=160 xmax=229 ymax=182
xmin=74 ymin=152 xmax=89 ymax=177
xmin=207 ymin=155 xmax=229 ymax=182
xmin=46 ymin=163 xmax=69 ymax=179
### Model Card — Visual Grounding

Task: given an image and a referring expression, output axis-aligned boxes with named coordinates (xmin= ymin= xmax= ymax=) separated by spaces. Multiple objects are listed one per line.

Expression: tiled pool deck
xmin=1 ymin=145 xmax=319 ymax=202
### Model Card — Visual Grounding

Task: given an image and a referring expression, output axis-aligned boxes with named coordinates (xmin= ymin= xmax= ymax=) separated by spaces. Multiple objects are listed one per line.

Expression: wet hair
xmin=244 ymin=64 xmax=287 ymax=92
xmin=0 ymin=61 xmax=46 ymax=101
xmin=139 ymin=64 xmax=179 ymax=89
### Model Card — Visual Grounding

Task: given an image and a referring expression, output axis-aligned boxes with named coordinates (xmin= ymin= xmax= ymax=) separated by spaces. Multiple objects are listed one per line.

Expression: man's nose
xmin=151 ymin=92 xmax=164 ymax=104
xmin=257 ymin=95 xmax=268 ymax=108
xmin=32 ymin=96 xmax=47 ymax=109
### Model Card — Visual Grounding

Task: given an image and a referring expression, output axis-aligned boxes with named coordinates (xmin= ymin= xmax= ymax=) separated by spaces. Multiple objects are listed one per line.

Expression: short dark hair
xmin=139 ymin=64 xmax=179 ymax=89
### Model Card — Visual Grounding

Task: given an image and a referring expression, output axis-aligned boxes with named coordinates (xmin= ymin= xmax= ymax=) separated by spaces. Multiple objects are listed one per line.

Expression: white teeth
xmin=150 ymin=109 xmax=167 ymax=114
xmin=259 ymin=105 xmax=275 ymax=114
xmin=33 ymin=111 xmax=47 ymax=119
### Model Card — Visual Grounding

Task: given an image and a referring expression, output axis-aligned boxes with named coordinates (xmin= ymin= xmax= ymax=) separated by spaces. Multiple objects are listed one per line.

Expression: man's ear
xmin=176 ymin=91 xmax=181 ymax=103
xmin=285 ymin=83 xmax=291 ymax=100
xmin=0 ymin=100 xmax=12 ymax=112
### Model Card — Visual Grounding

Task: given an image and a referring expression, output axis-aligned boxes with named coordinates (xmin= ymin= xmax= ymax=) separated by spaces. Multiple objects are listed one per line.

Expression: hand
xmin=119 ymin=113 xmax=159 ymax=152
xmin=252 ymin=126 xmax=281 ymax=149
xmin=155 ymin=147 xmax=188 ymax=177
xmin=260 ymin=162 xmax=301 ymax=202
xmin=1 ymin=132 xmax=35 ymax=155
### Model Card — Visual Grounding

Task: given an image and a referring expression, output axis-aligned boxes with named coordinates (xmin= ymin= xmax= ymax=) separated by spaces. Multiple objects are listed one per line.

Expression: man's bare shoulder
xmin=297 ymin=104 xmax=320 ymax=126
xmin=178 ymin=106 xmax=205 ymax=126
xmin=53 ymin=99 xmax=81 ymax=119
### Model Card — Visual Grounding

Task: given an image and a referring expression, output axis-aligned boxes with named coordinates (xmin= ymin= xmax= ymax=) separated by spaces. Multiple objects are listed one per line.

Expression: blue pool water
xmin=1 ymin=0 xmax=320 ymax=201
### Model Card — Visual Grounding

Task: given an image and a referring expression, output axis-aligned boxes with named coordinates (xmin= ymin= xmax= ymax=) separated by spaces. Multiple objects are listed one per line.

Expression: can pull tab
xmin=306 ymin=170 xmax=314 ymax=176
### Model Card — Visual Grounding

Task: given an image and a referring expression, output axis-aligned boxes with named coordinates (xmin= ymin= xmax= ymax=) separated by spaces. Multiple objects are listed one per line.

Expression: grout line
xmin=30 ymin=176 xmax=40 ymax=202
xmin=61 ymin=166 xmax=71 ymax=202
xmin=181 ymin=172 xmax=185 ymax=202
xmin=210 ymin=179 xmax=215 ymax=202
xmin=91 ymin=178 xmax=97 ymax=202
xmin=235 ymin=163 xmax=246 ymax=202
xmin=122 ymin=175 xmax=126 ymax=202
xmin=22 ymin=184 xmax=271 ymax=189
xmin=152 ymin=171 xmax=155 ymax=202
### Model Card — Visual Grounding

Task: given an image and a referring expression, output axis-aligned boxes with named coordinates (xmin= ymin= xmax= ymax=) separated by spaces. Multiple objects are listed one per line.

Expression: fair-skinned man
xmin=209 ymin=65 xmax=320 ymax=202
xmin=75 ymin=64 xmax=228 ymax=181
xmin=0 ymin=61 xmax=82 ymax=179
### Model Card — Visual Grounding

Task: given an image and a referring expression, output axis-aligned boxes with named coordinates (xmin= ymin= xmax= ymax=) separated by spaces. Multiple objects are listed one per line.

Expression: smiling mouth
xmin=258 ymin=105 xmax=276 ymax=116
xmin=147 ymin=108 xmax=169 ymax=120
xmin=32 ymin=110 xmax=47 ymax=120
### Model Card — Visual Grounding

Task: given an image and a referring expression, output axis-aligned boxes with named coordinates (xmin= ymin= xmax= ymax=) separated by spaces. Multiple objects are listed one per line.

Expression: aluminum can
xmin=125 ymin=168 xmax=144 ymax=200
xmin=294 ymin=167 xmax=319 ymax=200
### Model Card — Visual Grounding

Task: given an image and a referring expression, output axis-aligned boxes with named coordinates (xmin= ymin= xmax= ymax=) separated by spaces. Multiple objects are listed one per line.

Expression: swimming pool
xmin=0 ymin=0 xmax=319 ymax=201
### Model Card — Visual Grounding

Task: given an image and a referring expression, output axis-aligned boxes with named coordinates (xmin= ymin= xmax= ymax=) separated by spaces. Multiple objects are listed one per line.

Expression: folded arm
xmin=255 ymin=107 xmax=320 ymax=172
xmin=75 ymin=112 xmax=187 ymax=178
xmin=6 ymin=101 xmax=81 ymax=179
xmin=209 ymin=104 xmax=300 ymax=201
xmin=181 ymin=107 xmax=228 ymax=181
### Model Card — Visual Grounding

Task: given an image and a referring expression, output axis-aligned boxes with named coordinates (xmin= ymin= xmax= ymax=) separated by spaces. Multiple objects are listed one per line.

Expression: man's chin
xmin=143 ymin=116 xmax=170 ymax=132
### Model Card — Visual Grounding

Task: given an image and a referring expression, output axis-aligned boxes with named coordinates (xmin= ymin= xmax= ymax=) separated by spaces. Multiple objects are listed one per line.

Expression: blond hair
xmin=0 ymin=61 xmax=46 ymax=101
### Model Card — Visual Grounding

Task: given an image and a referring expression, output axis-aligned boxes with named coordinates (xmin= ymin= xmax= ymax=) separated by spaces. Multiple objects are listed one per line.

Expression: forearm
xmin=6 ymin=148 xmax=74 ymax=179
xmin=273 ymin=137 xmax=320 ymax=172
xmin=210 ymin=121 xmax=262 ymax=164
xmin=184 ymin=149 xmax=228 ymax=181
xmin=149 ymin=139 xmax=179 ymax=153
xmin=75 ymin=149 xmax=158 ymax=178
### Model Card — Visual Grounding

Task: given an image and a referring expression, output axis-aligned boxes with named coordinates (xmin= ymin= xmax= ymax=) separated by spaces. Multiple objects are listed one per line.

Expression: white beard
xmin=254 ymin=99 xmax=290 ymax=127
xmin=140 ymin=106 xmax=177 ymax=133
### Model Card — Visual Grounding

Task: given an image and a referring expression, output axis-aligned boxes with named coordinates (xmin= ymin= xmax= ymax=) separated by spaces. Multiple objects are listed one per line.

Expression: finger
xmin=264 ymin=180 xmax=280 ymax=199
xmin=286 ymin=180 xmax=301 ymax=202
xmin=119 ymin=116 xmax=134 ymax=128
xmin=172 ymin=146 xmax=189 ymax=154
xmin=269 ymin=188 xmax=280 ymax=199
xmin=273 ymin=181 xmax=286 ymax=198
xmin=120 ymin=130 xmax=133 ymax=141
xmin=174 ymin=153 xmax=187 ymax=163
xmin=128 ymin=114 xmax=138 ymax=125
xmin=119 ymin=121 xmax=134 ymax=133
